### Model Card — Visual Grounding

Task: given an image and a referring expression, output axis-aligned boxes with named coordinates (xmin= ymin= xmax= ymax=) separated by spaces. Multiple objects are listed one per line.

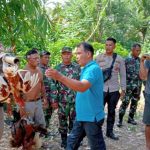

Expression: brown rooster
xmin=0 ymin=52 xmax=39 ymax=108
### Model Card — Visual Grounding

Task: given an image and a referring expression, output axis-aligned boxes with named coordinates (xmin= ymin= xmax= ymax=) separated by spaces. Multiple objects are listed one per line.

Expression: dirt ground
xmin=0 ymin=98 xmax=146 ymax=150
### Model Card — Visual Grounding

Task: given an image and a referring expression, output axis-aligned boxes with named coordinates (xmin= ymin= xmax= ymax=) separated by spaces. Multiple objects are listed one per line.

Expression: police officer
xmin=96 ymin=37 xmax=126 ymax=140
xmin=50 ymin=47 xmax=80 ymax=148
xmin=117 ymin=43 xmax=142 ymax=127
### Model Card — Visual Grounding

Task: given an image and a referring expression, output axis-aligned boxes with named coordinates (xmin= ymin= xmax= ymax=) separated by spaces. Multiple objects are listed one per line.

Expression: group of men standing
xmin=34 ymin=47 xmax=80 ymax=148
xmin=0 ymin=37 xmax=150 ymax=150
xmin=96 ymin=38 xmax=143 ymax=141
xmin=45 ymin=37 xmax=146 ymax=149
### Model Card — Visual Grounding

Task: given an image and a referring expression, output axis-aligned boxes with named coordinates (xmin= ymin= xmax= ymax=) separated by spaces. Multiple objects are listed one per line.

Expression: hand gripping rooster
xmin=0 ymin=52 xmax=39 ymax=109
xmin=0 ymin=51 xmax=47 ymax=150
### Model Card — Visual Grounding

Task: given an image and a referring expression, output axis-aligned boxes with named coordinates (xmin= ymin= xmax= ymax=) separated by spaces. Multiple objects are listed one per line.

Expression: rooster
xmin=0 ymin=52 xmax=45 ymax=150
xmin=0 ymin=52 xmax=39 ymax=108
xmin=10 ymin=116 xmax=47 ymax=150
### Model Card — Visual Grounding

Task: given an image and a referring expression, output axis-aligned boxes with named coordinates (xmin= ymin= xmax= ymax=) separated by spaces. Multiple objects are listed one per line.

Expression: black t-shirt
xmin=0 ymin=103 xmax=3 ymax=107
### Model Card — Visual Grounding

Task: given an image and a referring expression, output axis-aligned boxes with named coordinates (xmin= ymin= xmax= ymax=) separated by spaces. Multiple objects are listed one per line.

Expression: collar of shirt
xmin=61 ymin=62 xmax=73 ymax=67
xmin=39 ymin=64 xmax=49 ymax=69
xmin=82 ymin=60 xmax=95 ymax=71
xmin=130 ymin=55 xmax=140 ymax=60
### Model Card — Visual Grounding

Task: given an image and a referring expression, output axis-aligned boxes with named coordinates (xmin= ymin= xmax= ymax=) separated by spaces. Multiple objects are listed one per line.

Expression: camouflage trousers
xmin=58 ymin=102 xmax=75 ymax=135
xmin=119 ymin=87 xmax=141 ymax=120
xmin=44 ymin=102 xmax=53 ymax=128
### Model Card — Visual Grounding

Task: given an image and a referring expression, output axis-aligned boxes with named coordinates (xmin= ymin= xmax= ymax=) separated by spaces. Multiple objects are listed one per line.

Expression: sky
xmin=44 ymin=0 xmax=68 ymax=8
xmin=47 ymin=0 xmax=67 ymax=3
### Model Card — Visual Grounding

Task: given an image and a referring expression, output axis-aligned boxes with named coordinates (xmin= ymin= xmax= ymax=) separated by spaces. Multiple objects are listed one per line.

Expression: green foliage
xmin=92 ymin=42 xmax=128 ymax=58
xmin=48 ymin=38 xmax=81 ymax=66
xmin=47 ymin=39 xmax=129 ymax=67
xmin=92 ymin=42 xmax=105 ymax=56
xmin=142 ymin=41 xmax=150 ymax=54
xmin=16 ymin=37 xmax=129 ymax=68
xmin=0 ymin=0 xmax=149 ymax=66
xmin=0 ymin=0 xmax=52 ymax=51
xmin=115 ymin=43 xmax=129 ymax=58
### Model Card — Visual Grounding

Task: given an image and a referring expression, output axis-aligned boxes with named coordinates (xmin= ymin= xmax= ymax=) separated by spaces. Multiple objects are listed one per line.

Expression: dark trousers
xmin=104 ymin=91 xmax=120 ymax=133
xmin=67 ymin=120 xmax=106 ymax=150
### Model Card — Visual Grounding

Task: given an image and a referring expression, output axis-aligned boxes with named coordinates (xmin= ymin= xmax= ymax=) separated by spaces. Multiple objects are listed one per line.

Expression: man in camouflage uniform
xmin=51 ymin=47 xmax=80 ymax=148
xmin=39 ymin=50 xmax=53 ymax=128
xmin=117 ymin=43 xmax=142 ymax=127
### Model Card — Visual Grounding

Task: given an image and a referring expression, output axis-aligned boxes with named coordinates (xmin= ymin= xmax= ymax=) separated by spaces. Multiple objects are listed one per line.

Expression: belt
xmin=26 ymin=97 xmax=43 ymax=102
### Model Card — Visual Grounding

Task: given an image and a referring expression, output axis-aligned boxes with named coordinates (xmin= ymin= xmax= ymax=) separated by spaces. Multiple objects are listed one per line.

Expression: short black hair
xmin=77 ymin=42 xmax=94 ymax=56
xmin=106 ymin=37 xmax=116 ymax=44
xmin=132 ymin=43 xmax=141 ymax=49
xmin=26 ymin=48 xmax=39 ymax=59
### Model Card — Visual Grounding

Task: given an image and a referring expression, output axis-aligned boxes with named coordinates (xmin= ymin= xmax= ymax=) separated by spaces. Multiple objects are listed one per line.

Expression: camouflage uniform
xmin=119 ymin=56 xmax=142 ymax=122
xmin=51 ymin=62 xmax=80 ymax=146
xmin=39 ymin=64 xmax=54 ymax=128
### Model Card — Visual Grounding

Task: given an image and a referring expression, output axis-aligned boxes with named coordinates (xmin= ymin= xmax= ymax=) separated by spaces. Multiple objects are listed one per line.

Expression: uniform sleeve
xmin=95 ymin=54 xmax=101 ymax=65
xmin=45 ymin=78 xmax=53 ymax=102
xmin=49 ymin=80 xmax=59 ymax=104
xmin=77 ymin=65 xmax=81 ymax=80
xmin=119 ymin=57 xmax=126 ymax=90
xmin=125 ymin=58 xmax=128 ymax=69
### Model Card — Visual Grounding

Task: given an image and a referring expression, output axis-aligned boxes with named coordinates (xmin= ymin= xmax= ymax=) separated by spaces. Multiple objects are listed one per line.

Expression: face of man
xmin=27 ymin=53 xmax=40 ymax=67
xmin=105 ymin=40 xmax=116 ymax=55
xmin=40 ymin=55 xmax=50 ymax=66
xmin=61 ymin=51 xmax=72 ymax=65
xmin=76 ymin=45 xmax=90 ymax=67
xmin=131 ymin=46 xmax=141 ymax=58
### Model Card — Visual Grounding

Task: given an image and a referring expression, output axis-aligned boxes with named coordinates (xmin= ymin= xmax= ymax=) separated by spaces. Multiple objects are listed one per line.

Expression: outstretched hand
xmin=141 ymin=54 xmax=150 ymax=62
xmin=45 ymin=68 xmax=62 ymax=81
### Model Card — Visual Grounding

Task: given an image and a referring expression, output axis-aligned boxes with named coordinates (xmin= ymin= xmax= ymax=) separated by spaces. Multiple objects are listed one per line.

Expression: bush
xmin=16 ymin=38 xmax=129 ymax=68
xmin=92 ymin=42 xmax=129 ymax=58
